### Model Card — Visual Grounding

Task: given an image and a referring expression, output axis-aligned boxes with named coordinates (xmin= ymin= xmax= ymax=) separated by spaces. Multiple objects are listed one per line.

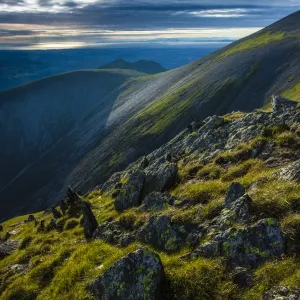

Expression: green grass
xmin=217 ymin=31 xmax=286 ymax=60
xmin=281 ymin=82 xmax=300 ymax=101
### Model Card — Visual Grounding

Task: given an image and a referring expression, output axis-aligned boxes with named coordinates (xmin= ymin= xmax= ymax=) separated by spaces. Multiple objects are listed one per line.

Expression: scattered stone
xmin=0 ymin=240 xmax=19 ymax=259
xmin=263 ymin=287 xmax=300 ymax=300
xmin=140 ymin=192 xmax=175 ymax=211
xmin=87 ymin=247 xmax=164 ymax=300
xmin=272 ymin=95 xmax=297 ymax=114
xmin=10 ymin=264 xmax=27 ymax=274
xmin=37 ymin=220 xmax=45 ymax=232
xmin=231 ymin=267 xmax=253 ymax=287
xmin=81 ymin=200 xmax=98 ymax=239
xmin=114 ymin=171 xmax=145 ymax=212
xmin=137 ymin=215 xmax=187 ymax=252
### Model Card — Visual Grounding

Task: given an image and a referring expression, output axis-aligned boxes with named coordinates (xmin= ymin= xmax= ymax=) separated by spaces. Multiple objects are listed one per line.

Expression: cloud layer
xmin=0 ymin=0 xmax=299 ymax=49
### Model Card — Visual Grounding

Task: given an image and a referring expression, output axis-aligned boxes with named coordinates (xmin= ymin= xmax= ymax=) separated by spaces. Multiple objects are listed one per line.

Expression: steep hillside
xmin=99 ymin=59 xmax=167 ymax=74
xmin=2 ymin=96 xmax=300 ymax=299
xmin=1 ymin=11 xmax=300 ymax=221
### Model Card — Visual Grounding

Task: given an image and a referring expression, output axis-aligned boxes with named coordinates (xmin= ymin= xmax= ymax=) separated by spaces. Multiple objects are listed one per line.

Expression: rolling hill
xmin=1 ymin=11 xmax=300 ymax=220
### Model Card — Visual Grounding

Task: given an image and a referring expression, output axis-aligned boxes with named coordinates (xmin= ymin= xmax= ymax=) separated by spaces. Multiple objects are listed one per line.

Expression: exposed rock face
xmin=276 ymin=159 xmax=300 ymax=183
xmin=114 ymin=171 xmax=145 ymax=212
xmin=0 ymin=240 xmax=19 ymax=259
xmin=203 ymin=115 xmax=224 ymax=130
xmin=143 ymin=162 xmax=178 ymax=196
xmin=263 ymin=287 xmax=300 ymax=300
xmin=140 ymin=192 xmax=175 ymax=211
xmin=272 ymin=95 xmax=298 ymax=114
xmin=87 ymin=247 xmax=164 ymax=300
xmin=137 ymin=215 xmax=187 ymax=252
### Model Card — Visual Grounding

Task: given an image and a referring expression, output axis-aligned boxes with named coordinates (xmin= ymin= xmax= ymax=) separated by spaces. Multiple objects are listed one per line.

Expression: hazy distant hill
xmin=99 ymin=59 xmax=167 ymax=74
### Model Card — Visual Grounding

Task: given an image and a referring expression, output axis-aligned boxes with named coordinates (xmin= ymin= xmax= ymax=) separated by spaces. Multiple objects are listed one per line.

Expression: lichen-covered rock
xmin=114 ymin=171 xmax=145 ymax=212
xmin=140 ymin=192 xmax=175 ymax=211
xmin=219 ymin=194 xmax=252 ymax=230
xmin=224 ymin=183 xmax=246 ymax=207
xmin=191 ymin=241 xmax=220 ymax=259
xmin=276 ymin=159 xmax=300 ymax=183
xmin=101 ymin=172 xmax=123 ymax=194
xmin=87 ymin=247 xmax=164 ymax=300
xmin=143 ymin=162 xmax=178 ymax=196
xmin=263 ymin=287 xmax=300 ymax=300
xmin=272 ymin=95 xmax=297 ymax=114
xmin=0 ymin=240 xmax=19 ymax=259
xmin=137 ymin=215 xmax=186 ymax=252
xmin=203 ymin=115 xmax=224 ymax=129
xmin=217 ymin=218 xmax=285 ymax=268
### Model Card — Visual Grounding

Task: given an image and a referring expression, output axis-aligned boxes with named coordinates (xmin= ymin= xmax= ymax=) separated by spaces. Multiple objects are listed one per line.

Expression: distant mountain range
xmin=1 ymin=11 xmax=300 ymax=220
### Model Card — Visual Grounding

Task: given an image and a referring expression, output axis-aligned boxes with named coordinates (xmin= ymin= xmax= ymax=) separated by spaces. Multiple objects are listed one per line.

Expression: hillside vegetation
xmin=2 ymin=96 xmax=300 ymax=299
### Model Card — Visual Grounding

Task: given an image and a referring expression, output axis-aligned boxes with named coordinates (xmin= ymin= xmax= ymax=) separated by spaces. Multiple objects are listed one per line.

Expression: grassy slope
xmin=3 ymin=116 xmax=300 ymax=299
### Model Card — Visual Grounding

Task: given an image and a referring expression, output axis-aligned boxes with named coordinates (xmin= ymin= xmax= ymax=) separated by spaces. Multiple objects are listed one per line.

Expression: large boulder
xmin=140 ymin=192 xmax=175 ymax=212
xmin=272 ymin=95 xmax=297 ymax=114
xmin=137 ymin=215 xmax=187 ymax=252
xmin=81 ymin=200 xmax=98 ymax=239
xmin=224 ymin=183 xmax=246 ymax=207
xmin=143 ymin=162 xmax=178 ymax=196
xmin=87 ymin=247 xmax=164 ymax=300
xmin=114 ymin=171 xmax=145 ymax=212
xmin=0 ymin=240 xmax=19 ymax=259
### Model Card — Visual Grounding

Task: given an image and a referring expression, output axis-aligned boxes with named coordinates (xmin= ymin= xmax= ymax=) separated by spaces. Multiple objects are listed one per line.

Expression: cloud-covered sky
xmin=0 ymin=0 xmax=299 ymax=49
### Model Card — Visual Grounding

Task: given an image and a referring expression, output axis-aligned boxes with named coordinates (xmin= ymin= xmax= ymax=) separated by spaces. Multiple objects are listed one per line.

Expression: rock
xmin=87 ymin=247 xmax=164 ymax=300
xmin=231 ymin=267 xmax=253 ymax=287
xmin=140 ymin=192 xmax=175 ymax=211
xmin=217 ymin=218 xmax=285 ymax=269
xmin=192 ymin=241 xmax=220 ymax=259
xmin=37 ymin=220 xmax=45 ymax=232
xmin=219 ymin=194 xmax=252 ymax=230
xmin=137 ymin=215 xmax=187 ymax=252
xmin=0 ymin=240 xmax=19 ymax=259
xmin=140 ymin=156 xmax=149 ymax=169
xmin=101 ymin=172 xmax=123 ymax=194
xmin=10 ymin=264 xmax=27 ymax=274
xmin=60 ymin=199 xmax=68 ymax=215
xmin=81 ymin=200 xmax=98 ymax=239
xmin=93 ymin=221 xmax=135 ymax=246
xmin=224 ymin=183 xmax=246 ymax=208
xmin=114 ymin=171 xmax=145 ymax=212
xmin=143 ymin=162 xmax=178 ymax=196
xmin=49 ymin=218 xmax=57 ymax=230
xmin=67 ymin=186 xmax=81 ymax=205
xmin=276 ymin=159 xmax=300 ymax=183
xmin=27 ymin=215 xmax=35 ymax=222
xmin=51 ymin=207 xmax=62 ymax=219
xmin=263 ymin=287 xmax=300 ymax=300
xmin=203 ymin=115 xmax=224 ymax=129
xmin=272 ymin=95 xmax=297 ymax=114
xmin=0 ymin=225 xmax=3 ymax=232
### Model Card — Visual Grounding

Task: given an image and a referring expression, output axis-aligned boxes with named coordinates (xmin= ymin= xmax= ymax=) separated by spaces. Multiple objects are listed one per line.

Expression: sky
xmin=0 ymin=0 xmax=299 ymax=50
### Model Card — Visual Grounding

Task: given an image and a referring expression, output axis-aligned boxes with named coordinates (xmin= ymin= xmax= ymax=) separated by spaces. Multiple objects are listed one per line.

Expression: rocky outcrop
xmin=140 ymin=192 xmax=175 ymax=211
xmin=0 ymin=240 xmax=19 ymax=259
xmin=272 ymin=95 xmax=298 ymax=114
xmin=114 ymin=171 xmax=145 ymax=212
xmin=137 ymin=215 xmax=187 ymax=252
xmin=81 ymin=200 xmax=98 ymax=239
xmin=87 ymin=247 xmax=164 ymax=300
